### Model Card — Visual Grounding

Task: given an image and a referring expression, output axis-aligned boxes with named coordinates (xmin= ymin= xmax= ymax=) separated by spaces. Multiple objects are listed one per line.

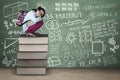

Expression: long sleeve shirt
xmin=22 ymin=10 xmax=42 ymax=32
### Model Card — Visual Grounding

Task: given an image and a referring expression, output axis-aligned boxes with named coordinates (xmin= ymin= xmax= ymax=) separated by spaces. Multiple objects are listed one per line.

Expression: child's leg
xmin=26 ymin=21 xmax=43 ymax=34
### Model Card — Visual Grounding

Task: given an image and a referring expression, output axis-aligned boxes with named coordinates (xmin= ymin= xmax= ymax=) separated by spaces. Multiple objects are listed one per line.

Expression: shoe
xmin=33 ymin=33 xmax=40 ymax=36
xmin=26 ymin=33 xmax=36 ymax=37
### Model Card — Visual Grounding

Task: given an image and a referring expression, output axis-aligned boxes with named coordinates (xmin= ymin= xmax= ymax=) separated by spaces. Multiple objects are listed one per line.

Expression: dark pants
xmin=26 ymin=21 xmax=43 ymax=33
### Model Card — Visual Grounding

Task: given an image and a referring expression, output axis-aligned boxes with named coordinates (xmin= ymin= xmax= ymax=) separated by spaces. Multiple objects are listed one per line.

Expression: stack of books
xmin=17 ymin=34 xmax=48 ymax=75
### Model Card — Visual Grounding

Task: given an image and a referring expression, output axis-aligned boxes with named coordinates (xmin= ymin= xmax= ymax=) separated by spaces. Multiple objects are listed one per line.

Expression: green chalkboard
xmin=0 ymin=0 xmax=120 ymax=68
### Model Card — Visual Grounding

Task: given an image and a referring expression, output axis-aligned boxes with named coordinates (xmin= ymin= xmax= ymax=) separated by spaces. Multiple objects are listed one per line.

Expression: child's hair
xmin=33 ymin=6 xmax=45 ymax=18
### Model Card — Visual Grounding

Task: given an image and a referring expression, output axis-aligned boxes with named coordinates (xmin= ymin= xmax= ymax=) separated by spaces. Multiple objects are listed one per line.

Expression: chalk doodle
xmin=3 ymin=2 xmax=28 ymax=18
xmin=2 ymin=56 xmax=12 ymax=67
xmin=49 ymin=30 xmax=63 ymax=42
xmin=60 ymin=19 xmax=87 ymax=28
xmin=63 ymin=52 xmax=70 ymax=61
xmin=108 ymin=37 xmax=119 ymax=53
xmin=79 ymin=61 xmax=85 ymax=67
xmin=46 ymin=20 xmax=60 ymax=30
xmin=4 ymin=20 xmax=10 ymax=30
xmin=55 ymin=2 xmax=79 ymax=11
xmin=102 ymin=55 xmax=117 ymax=66
xmin=78 ymin=29 xmax=92 ymax=43
xmin=84 ymin=30 xmax=92 ymax=42
xmin=4 ymin=38 xmax=18 ymax=49
xmin=88 ymin=58 xmax=102 ymax=66
xmin=68 ymin=60 xmax=76 ymax=67
xmin=64 ymin=56 xmax=69 ymax=61
xmin=92 ymin=41 xmax=104 ymax=55
xmin=62 ymin=46 xmax=69 ymax=51
xmin=2 ymin=56 xmax=16 ymax=67
xmin=48 ymin=56 xmax=61 ymax=67
xmin=66 ymin=32 xmax=76 ymax=44
xmin=89 ymin=12 xmax=96 ymax=19
xmin=44 ymin=12 xmax=82 ymax=20
xmin=3 ymin=19 xmax=18 ymax=30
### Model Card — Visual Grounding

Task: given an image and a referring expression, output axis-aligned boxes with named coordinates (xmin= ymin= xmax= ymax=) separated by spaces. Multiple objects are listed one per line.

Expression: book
xmin=17 ymin=67 xmax=46 ymax=74
xmin=20 ymin=34 xmax=48 ymax=37
xmin=17 ymin=34 xmax=48 ymax=75
xmin=18 ymin=51 xmax=47 ymax=59
xmin=19 ymin=37 xmax=48 ymax=44
xmin=19 ymin=44 xmax=48 ymax=51
xmin=17 ymin=59 xmax=47 ymax=67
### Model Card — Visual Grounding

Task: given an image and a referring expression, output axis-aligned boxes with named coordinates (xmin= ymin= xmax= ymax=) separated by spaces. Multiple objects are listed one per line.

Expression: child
xmin=22 ymin=6 xmax=45 ymax=37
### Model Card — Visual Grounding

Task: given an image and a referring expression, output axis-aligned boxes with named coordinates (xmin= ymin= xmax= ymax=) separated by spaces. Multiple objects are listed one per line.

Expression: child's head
xmin=35 ymin=6 xmax=45 ymax=18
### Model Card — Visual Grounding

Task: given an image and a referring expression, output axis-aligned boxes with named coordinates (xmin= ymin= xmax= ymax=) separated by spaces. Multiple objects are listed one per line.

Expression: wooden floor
xmin=0 ymin=68 xmax=120 ymax=80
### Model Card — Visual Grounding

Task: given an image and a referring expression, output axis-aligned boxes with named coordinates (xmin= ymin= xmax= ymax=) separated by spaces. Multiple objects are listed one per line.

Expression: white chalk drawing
xmin=55 ymin=2 xmax=79 ymax=11
xmin=60 ymin=19 xmax=87 ymax=27
xmin=108 ymin=37 xmax=119 ymax=53
xmin=63 ymin=46 xmax=69 ymax=51
xmin=88 ymin=58 xmax=102 ymax=65
xmin=102 ymin=55 xmax=117 ymax=66
xmin=84 ymin=4 xmax=115 ymax=11
xmin=2 ymin=56 xmax=12 ymax=67
xmin=78 ymin=29 xmax=92 ymax=43
xmin=3 ymin=48 xmax=17 ymax=59
xmin=92 ymin=41 xmax=104 ymax=54
xmin=2 ymin=56 xmax=16 ymax=67
xmin=69 ymin=52 xmax=76 ymax=60
xmin=92 ymin=19 xmax=118 ymax=39
xmin=79 ymin=61 xmax=85 ymax=67
xmin=11 ymin=59 xmax=17 ymax=67
xmin=64 ymin=56 xmax=69 ymax=61
xmin=8 ymin=30 xmax=23 ymax=36
xmin=4 ymin=20 xmax=10 ymax=30
xmin=49 ymin=45 xmax=59 ymax=54
xmin=63 ymin=52 xmax=70 ymax=61
xmin=3 ymin=2 xmax=28 ymax=18
xmin=44 ymin=12 xmax=82 ymax=20
xmin=68 ymin=60 xmax=76 ymax=67
xmin=46 ymin=20 xmax=60 ymax=30
xmin=84 ymin=30 xmax=92 ymax=42
xmin=97 ymin=12 xmax=117 ymax=17
xmin=76 ymin=55 xmax=83 ymax=61
xmin=78 ymin=31 xmax=85 ymax=43
xmin=48 ymin=56 xmax=61 ymax=67
xmin=49 ymin=30 xmax=63 ymax=43
xmin=63 ymin=52 xmax=77 ymax=62
xmin=4 ymin=38 xmax=18 ymax=49
xmin=89 ymin=12 xmax=96 ymax=19
xmin=2 ymin=48 xmax=17 ymax=67
xmin=12 ymin=19 xmax=17 ymax=27
xmin=69 ymin=27 xmax=80 ymax=31
xmin=88 ymin=59 xmax=96 ymax=65
xmin=66 ymin=32 xmax=76 ymax=44
xmin=97 ymin=58 xmax=102 ymax=64
xmin=4 ymin=19 xmax=17 ymax=30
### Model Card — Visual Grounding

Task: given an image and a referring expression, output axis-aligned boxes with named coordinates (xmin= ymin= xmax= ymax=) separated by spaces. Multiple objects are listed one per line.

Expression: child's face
xmin=36 ymin=9 xmax=44 ymax=18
